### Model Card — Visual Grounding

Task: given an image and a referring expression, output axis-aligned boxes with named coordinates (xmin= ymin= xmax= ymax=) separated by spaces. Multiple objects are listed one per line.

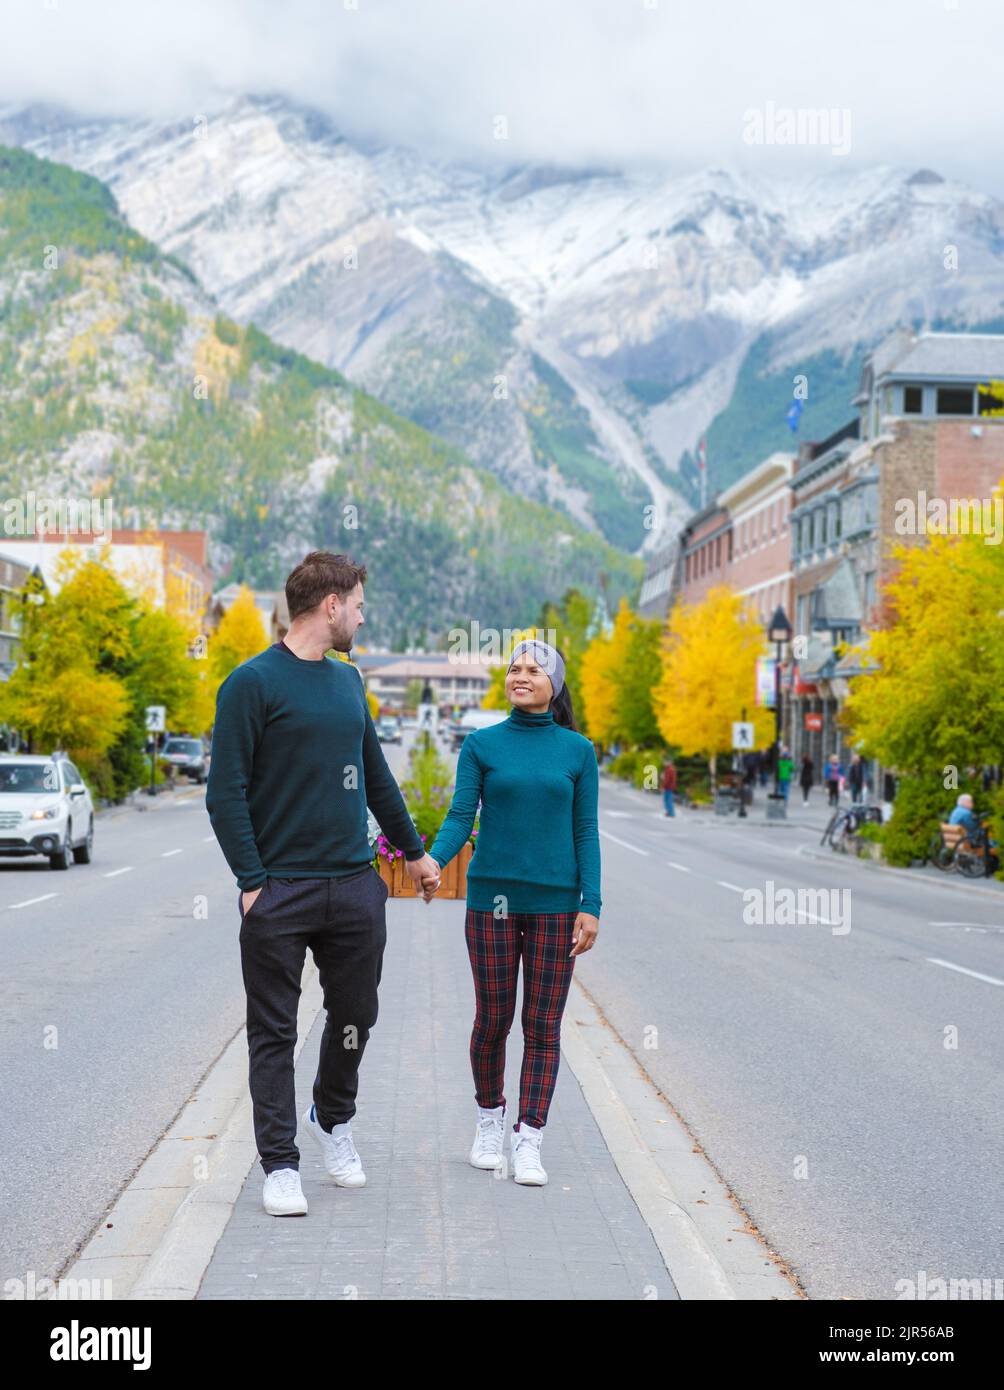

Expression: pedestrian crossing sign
xmin=732 ymin=721 xmax=754 ymax=749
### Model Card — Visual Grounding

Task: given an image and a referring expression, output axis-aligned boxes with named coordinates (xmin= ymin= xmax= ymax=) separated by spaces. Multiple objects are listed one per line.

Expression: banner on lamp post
xmin=755 ymin=657 xmax=776 ymax=708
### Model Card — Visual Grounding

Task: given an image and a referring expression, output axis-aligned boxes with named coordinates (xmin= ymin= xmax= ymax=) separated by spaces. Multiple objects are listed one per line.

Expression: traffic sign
xmin=732 ymin=721 xmax=754 ymax=750
xmin=145 ymin=705 xmax=166 ymax=732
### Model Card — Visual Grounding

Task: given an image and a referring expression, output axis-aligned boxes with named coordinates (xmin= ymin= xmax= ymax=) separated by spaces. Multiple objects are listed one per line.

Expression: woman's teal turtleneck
xmin=428 ymin=704 xmax=602 ymax=917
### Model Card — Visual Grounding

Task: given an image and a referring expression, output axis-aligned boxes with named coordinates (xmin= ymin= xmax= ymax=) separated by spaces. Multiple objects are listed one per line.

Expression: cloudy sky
xmin=2 ymin=0 xmax=1003 ymax=190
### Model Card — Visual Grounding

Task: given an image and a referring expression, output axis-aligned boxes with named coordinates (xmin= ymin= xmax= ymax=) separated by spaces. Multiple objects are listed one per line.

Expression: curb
xmin=61 ymin=963 xmax=324 ymax=1301
xmin=560 ymin=978 xmax=801 ymax=1300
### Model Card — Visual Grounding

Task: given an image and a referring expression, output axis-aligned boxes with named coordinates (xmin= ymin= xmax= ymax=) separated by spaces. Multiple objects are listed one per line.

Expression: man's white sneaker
xmin=469 ymin=1104 xmax=506 ymax=1169
xmin=510 ymin=1122 xmax=548 ymax=1185
xmin=262 ymin=1167 xmax=308 ymax=1216
xmin=303 ymin=1104 xmax=366 ymax=1186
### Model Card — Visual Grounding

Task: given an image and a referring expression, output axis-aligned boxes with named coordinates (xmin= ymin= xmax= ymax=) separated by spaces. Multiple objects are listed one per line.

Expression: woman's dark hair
xmin=548 ymin=646 xmax=577 ymax=731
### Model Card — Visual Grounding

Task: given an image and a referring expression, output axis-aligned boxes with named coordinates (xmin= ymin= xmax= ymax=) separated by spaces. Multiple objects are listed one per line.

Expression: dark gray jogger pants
xmin=237 ymin=866 xmax=390 ymax=1174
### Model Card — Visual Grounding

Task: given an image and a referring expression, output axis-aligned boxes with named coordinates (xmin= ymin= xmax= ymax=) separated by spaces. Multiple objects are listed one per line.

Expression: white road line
xmin=717 ymin=880 xmax=745 ymax=893
xmin=599 ymin=830 xmax=648 ymax=855
xmin=929 ymin=921 xmax=999 ymax=927
xmin=8 ymin=893 xmax=59 ymax=909
xmin=161 ymin=849 xmax=184 ymax=858
xmin=202 ymin=835 xmax=216 ymax=843
xmin=926 ymin=957 xmax=1004 ymax=987
xmin=795 ymin=908 xmax=835 ymax=926
xmin=103 ymin=866 xmax=133 ymax=878
xmin=667 ymin=861 xmax=691 ymax=873
xmin=604 ymin=810 xmax=634 ymax=818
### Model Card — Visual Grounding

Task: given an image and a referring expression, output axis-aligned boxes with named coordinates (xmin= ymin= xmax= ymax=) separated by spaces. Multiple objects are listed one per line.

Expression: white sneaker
xmin=262 ymin=1166 xmax=308 ymax=1216
xmin=303 ymin=1104 xmax=366 ymax=1186
xmin=469 ymin=1103 xmax=506 ymax=1169
xmin=510 ymin=1122 xmax=548 ymax=1185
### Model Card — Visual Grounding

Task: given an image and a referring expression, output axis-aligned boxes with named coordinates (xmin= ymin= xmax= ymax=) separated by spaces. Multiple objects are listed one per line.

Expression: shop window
xmin=936 ymin=387 xmax=974 ymax=414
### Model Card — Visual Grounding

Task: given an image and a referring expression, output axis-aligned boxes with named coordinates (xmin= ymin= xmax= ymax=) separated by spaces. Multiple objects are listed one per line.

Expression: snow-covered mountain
xmin=4 ymin=94 xmax=1004 ymax=550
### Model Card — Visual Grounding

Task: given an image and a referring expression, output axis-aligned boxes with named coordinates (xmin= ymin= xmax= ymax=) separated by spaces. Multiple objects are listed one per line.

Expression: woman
xmin=423 ymin=639 xmax=601 ymax=1186
xmin=799 ymin=753 xmax=814 ymax=807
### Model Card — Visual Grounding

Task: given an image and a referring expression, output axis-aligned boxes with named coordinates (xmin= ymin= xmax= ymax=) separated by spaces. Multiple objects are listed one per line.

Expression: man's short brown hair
xmin=285 ymin=551 xmax=368 ymax=621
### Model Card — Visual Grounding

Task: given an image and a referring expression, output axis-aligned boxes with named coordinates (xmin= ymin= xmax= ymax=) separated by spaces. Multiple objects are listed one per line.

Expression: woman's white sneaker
xmin=262 ymin=1167 xmax=308 ymax=1216
xmin=510 ymin=1123 xmax=548 ymax=1185
xmin=303 ymin=1104 xmax=366 ymax=1186
xmin=469 ymin=1104 xmax=506 ymax=1169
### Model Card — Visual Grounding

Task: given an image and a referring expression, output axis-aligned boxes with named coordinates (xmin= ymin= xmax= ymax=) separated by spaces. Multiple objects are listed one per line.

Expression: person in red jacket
xmin=662 ymin=758 xmax=677 ymax=817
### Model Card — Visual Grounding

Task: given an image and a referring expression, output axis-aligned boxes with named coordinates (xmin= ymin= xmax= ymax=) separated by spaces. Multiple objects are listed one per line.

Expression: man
xmin=777 ymin=746 xmax=793 ymax=803
xmin=206 ymin=551 xmax=440 ymax=1216
xmin=662 ymin=757 xmax=677 ymax=817
xmin=848 ymin=752 xmax=865 ymax=804
xmin=948 ymin=793 xmax=979 ymax=835
xmin=825 ymin=753 xmax=843 ymax=808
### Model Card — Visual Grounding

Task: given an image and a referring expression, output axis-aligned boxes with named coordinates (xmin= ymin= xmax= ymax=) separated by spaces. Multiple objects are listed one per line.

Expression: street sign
xmin=804 ymin=713 xmax=823 ymax=731
xmin=732 ymin=721 xmax=754 ymax=750
xmin=145 ymin=705 xmax=166 ymax=732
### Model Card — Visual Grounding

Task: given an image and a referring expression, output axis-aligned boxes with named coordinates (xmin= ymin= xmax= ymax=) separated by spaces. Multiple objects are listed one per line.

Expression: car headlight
xmin=30 ymin=805 xmax=61 ymax=820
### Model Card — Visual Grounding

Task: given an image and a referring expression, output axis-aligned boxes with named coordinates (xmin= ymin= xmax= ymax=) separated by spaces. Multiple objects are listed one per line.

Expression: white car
xmin=0 ymin=754 xmax=95 ymax=870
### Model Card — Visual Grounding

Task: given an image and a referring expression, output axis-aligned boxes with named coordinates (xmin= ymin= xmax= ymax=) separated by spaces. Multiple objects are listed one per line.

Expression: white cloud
xmin=1 ymin=0 xmax=1002 ymax=188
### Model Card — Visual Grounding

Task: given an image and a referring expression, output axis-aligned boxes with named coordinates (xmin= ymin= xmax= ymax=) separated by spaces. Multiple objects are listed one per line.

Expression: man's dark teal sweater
xmin=206 ymin=641 xmax=423 ymax=890
xmin=428 ymin=706 xmax=602 ymax=918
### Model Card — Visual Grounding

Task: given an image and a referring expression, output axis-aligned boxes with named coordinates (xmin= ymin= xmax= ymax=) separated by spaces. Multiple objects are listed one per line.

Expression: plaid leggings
xmin=464 ymin=907 xmax=578 ymax=1129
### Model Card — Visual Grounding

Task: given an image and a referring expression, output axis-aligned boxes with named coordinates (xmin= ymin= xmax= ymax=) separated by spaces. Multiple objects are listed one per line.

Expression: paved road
xmin=589 ymin=775 xmax=1004 ymax=1299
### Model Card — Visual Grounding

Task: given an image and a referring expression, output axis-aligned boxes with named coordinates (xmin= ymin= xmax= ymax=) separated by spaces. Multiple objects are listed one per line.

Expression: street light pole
xmin=767 ymin=605 xmax=792 ymax=816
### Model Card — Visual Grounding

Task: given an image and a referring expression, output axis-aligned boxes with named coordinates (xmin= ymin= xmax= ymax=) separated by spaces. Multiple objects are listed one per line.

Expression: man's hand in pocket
xmin=242 ymin=884 xmax=264 ymax=913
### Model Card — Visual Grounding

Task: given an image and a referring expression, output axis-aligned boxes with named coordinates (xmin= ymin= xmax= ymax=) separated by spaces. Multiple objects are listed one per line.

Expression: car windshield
xmin=164 ymin=740 xmax=202 ymax=755
xmin=0 ymin=764 xmax=56 ymax=793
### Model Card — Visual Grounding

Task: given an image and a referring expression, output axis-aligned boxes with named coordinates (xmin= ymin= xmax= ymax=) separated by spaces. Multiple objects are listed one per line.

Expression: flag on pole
xmin=785 ymin=398 xmax=803 ymax=432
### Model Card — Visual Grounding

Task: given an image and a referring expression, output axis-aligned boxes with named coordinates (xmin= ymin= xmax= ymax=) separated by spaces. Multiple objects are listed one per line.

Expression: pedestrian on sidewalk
xmin=661 ymin=756 xmax=677 ymax=817
xmin=848 ymin=752 xmax=865 ymax=804
xmin=778 ymin=746 xmax=793 ymax=803
xmin=206 ymin=551 xmax=439 ymax=1218
xmin=423 ymin=639 xmax=601 ymax=1187
xmin=799 ymin=753 xmax=814 ymax=807
xmin=825 ymin=753 xmax=843 ymax=807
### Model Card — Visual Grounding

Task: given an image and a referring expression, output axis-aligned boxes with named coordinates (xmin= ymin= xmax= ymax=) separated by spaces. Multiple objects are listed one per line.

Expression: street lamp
xmin=767 ymin=605 xmax=792 ymax=805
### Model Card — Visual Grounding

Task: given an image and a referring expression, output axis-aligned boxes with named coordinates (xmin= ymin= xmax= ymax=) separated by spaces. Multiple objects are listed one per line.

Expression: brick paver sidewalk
xmin=197 ymin=894 xmax=678 ymax=1301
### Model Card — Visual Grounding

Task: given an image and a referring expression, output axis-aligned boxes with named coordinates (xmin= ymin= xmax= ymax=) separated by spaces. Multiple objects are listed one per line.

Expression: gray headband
xmin=507 ymin=640 xmax=565 ymax=701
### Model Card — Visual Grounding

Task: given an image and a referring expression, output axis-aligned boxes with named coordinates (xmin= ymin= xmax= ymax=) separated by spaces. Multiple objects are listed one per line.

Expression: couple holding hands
xmin=207 ymin=551 xmax=600 ymax=1215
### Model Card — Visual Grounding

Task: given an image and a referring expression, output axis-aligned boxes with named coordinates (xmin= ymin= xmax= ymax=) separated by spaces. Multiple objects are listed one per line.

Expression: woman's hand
xmin=420 ymin=858 xmax=441 ymax=903
xmin=569 ymin=912 xmax=599 ymax=956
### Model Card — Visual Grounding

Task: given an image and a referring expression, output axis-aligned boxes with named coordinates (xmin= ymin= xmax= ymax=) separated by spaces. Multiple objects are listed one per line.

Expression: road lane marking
xmin=202 ymin=835 xmax=216 ymax=843
xmin=717 ymin=880 xmax=745 ymax=893
xmin=667 ymin=861 xmax=691 ymax=873
xmin=8 ymin=893 xmax=59 ymax=909
xmin=604 ymin=811 xmax=634 ymax=818
xmin=103 ymin=866 xmax=133 ymax=878
xmin=599 ymin=830 xmax=648 ymax=855
xmin=926 ymin=958 xmax=1004 ymax=987
xmin=161 ymin=849 xmax=184 ymax=858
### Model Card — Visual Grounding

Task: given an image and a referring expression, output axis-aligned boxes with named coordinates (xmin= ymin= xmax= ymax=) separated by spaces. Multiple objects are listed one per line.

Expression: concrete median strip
xmin=62 ymin=965 xmax=324 ymax=1301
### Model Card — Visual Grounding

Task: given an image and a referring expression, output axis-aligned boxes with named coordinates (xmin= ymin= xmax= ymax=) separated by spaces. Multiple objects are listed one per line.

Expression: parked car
xmin=0 ymin=753 xmax=94 ymax=869
xmin=376 ymin=716 xmax=402 ymax=744
xmin=450 ymin=709 xmax=508 ymax=751
xmin=161 ymin=736 xmax=209 ymax=783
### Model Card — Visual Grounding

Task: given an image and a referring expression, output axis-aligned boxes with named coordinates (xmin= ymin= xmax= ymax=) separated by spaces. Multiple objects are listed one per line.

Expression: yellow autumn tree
xmin=580 ymin=597 xmax=633 ymax=745
xmin=653 ymin=586 xmax=775 ymax=791
xmin=844 ymin=530 xmax=1004 ymax=773
xmin=207 ymin=585 xmax=269 ymax=692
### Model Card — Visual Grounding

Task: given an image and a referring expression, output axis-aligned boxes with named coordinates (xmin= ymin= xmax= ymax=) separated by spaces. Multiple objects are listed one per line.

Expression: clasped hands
xmin=412 ymin=855 xmax=599 ymax=956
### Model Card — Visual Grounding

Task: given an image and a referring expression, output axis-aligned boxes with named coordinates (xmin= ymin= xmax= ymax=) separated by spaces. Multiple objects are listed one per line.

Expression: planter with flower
xmin=370 ymin=735 xmax=477 ymax=897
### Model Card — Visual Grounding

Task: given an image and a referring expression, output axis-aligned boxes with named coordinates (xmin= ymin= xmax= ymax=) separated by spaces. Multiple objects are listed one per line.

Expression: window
xmin=684 ymin=554 xmax=691 ymax=582
xmin=937 ymin=387 xmax=974 ymax=414
xmin=903 ymin=386 xmax=923 ymax=413
xmin=715 ymin=536 xmax=721 ymax=568
xmin=833 ymin=505 xmax=842 ymax=539
xmin=863 ymin=571 xmax=877 ymax=617
xmin=796 ymin=593 xmax=810 ymax=635
xmin=820 ymin=509 xmax=828 ymax=545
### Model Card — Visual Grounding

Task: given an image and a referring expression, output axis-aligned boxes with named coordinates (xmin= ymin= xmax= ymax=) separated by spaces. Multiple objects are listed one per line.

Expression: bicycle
xmin=820 ymin=802 xmax=883 ymax=853
xmin=929 ymin=815 xmax=999 ymax=878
